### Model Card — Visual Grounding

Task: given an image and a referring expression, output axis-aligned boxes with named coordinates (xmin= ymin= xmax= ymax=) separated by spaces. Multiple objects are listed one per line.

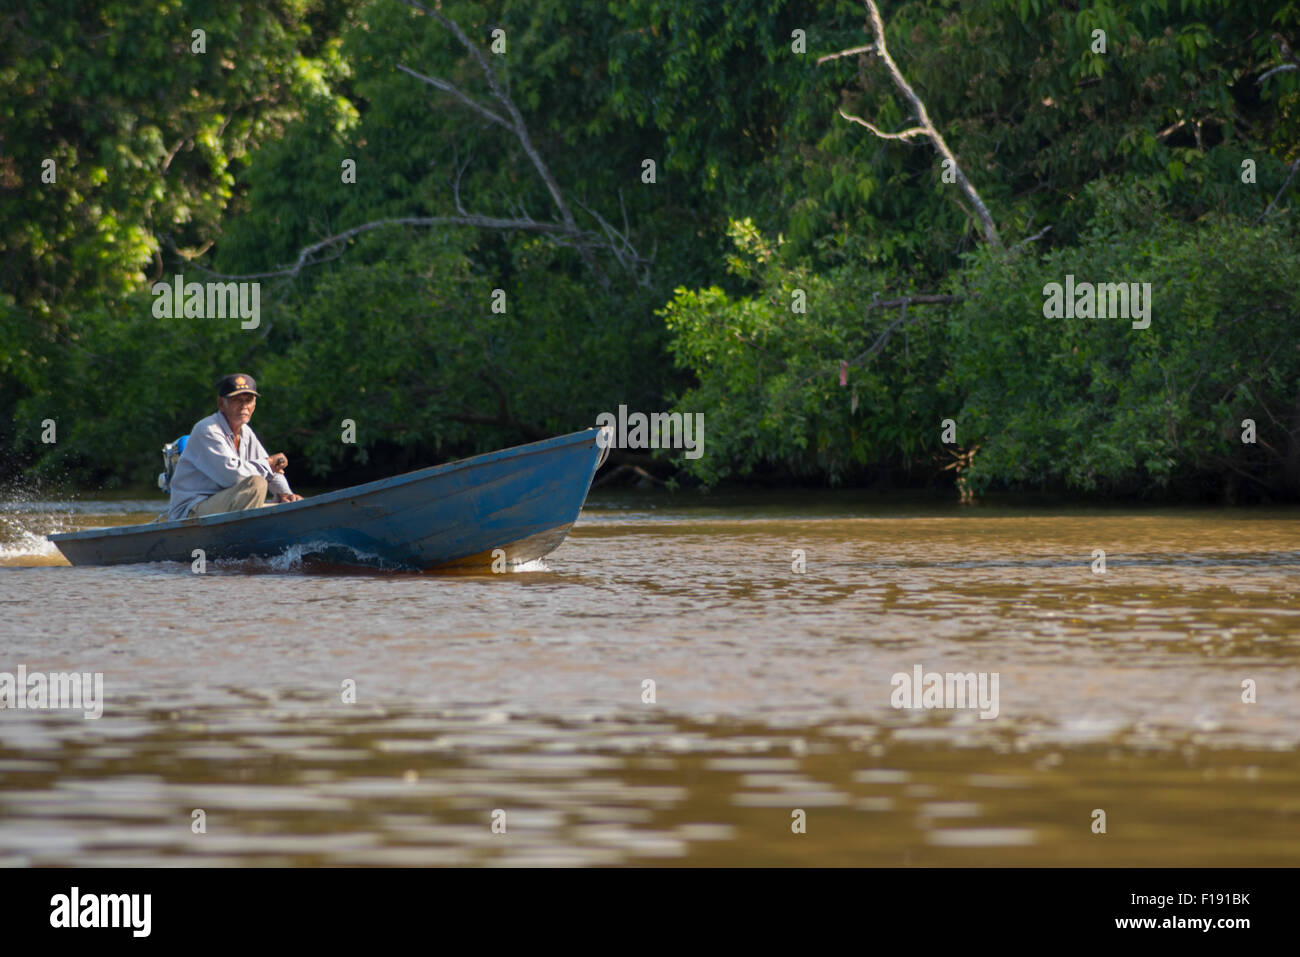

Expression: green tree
xmin=1 ymin=0 xmax=354 ymax=472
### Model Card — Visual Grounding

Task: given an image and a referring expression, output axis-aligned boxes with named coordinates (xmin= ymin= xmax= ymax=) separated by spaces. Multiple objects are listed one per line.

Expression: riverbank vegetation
xmin=4 ymin=0 xmax=1298 ymax=500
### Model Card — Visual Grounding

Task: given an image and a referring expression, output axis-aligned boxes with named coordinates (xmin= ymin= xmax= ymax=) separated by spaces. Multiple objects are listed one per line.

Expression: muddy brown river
xmin=1 ymin=491 xmax=1297 ymax=866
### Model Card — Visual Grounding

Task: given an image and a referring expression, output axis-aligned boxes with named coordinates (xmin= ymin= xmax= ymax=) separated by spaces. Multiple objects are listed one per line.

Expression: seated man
xmin=167 ymin=373 xmax=304 ymax=520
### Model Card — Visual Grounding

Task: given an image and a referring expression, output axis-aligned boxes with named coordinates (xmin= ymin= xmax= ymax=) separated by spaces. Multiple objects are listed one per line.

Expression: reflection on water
xmin=1 ymin=492 xmax=1298 ymax=865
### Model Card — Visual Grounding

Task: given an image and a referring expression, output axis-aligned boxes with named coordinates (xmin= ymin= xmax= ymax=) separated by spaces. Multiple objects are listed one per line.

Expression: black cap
xmin=217 ymin=373 xmax=260 ymax=398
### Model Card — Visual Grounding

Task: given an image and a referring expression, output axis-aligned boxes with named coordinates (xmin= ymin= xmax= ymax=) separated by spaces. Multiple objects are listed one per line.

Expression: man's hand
xmin=277 ymin=493 xmax=304 ymax=503
xmin=266 ymin=452 xmax=288 ymax=473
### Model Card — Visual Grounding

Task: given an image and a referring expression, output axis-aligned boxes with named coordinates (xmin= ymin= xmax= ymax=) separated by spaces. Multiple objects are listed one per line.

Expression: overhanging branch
xmin=1258 ymin=33 xmax=1300 ymax=84
xmin=820 ymin=0 xmax=1003 ymax=249
xmin=395 ymin=63 xmax=510 ymax=129
xmin=400 ymin=0 xmax=610 ymax=286
xmin=218 ymin=3 xmax=653 ymax=288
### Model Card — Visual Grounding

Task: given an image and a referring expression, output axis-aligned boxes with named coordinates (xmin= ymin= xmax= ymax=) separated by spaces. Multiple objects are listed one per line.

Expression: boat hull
xmin=48 ymin=428 xmax=609 ymax=570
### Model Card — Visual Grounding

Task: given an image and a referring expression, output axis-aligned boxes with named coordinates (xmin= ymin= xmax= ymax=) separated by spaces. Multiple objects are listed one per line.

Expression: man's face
xmin=218 ymin=393 xmax=256 ymax=429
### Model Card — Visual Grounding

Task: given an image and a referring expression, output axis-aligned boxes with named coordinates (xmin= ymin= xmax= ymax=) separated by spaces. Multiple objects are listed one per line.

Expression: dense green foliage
xmin=652 ymin=0 xmax=1300 ymax=498
xmin=949 ymin=181 xmax=1300 ymax=497
xmin=3 ymin=0 xmax=1299 ymax=499
xmin=1 ymin=0 xmax=353 ymax=472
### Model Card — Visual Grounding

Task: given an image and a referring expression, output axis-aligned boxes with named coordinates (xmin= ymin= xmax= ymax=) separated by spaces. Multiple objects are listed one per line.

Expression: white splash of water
xmin=214 ymin=540 xmax=399 ymax=572
xmin=0 ymin=523 xmax=62 ymax=560
xmin=509 ymin=558 xmax=550 ymax=573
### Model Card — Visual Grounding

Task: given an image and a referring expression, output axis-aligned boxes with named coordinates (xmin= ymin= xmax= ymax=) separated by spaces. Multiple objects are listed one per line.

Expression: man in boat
xmin=166 ymin=373 xmax=304 ymax=520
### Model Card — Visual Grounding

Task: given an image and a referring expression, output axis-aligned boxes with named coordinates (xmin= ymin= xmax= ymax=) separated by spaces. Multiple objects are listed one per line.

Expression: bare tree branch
xmin=395 ymin=63 xmax=510 ymax=129
xmin=849 ymin=292 xmax=963 ymax=366
xmin=837 ymin=108 xmax=928 ymax=141
xmin=1258 ymin=63 xmax=1297 ymax=83
xmin=1255 ymin=156 xmax=1300 ymax=224
xmin=766 ymin=292 xmax=963 ymax=411
xmin=815 ymin=43 xmax=875 ymax=65
xmin=1258 ymin=33 xmax=1300 ymax=84
xmin=1012 ymin=224 xmax=1052 ymax=250
xmin=820 ymin=1 xmax=1003 ymax=248
xmin=450 ymin=142 xmax=474 ymax=215
xmin=215 ymin=2 xmax=648 ymax=289
xmin=573 ymin=195 xmax=656 ymax=285
xmin=865 ymin=294 xmax=960 ymax=311
xmin=1155 ymin=118 xmax=1188 ymax=140
xmin=400 ymin=0 xmax=611 ymax=287
xmin=203 ymin=216 xmax=576 ymax=281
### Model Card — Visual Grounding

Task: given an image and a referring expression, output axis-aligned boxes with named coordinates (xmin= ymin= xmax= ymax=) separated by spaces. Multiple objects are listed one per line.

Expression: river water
xmin=1 ymin=492 xmax=1297 ymax=866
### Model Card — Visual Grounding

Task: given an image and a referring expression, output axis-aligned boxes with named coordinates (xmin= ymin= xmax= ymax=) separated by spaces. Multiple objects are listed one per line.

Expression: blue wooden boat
xmin=48 ymin=427 xmax=611 ymax=570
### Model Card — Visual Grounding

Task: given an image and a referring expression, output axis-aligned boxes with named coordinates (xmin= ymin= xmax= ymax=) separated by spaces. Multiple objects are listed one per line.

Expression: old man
xmin=167 ymin=373 xmax=304 ymax=520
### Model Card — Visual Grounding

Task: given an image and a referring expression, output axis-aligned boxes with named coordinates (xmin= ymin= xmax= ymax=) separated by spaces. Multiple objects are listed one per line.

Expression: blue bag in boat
xmin=157 ymin=435 xmax=189 ymax=494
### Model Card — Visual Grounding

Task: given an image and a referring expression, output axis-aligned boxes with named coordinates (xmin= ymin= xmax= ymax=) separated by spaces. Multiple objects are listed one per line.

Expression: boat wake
xmin=216 ymin=541 xmax=412 ymax=573
xmin=211 ymin=544 xmax=551 ymax=574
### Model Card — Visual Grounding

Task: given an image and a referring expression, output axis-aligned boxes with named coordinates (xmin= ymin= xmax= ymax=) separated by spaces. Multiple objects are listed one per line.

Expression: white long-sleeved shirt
xmin=167 ymin=411 xmax=293 ymax=520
